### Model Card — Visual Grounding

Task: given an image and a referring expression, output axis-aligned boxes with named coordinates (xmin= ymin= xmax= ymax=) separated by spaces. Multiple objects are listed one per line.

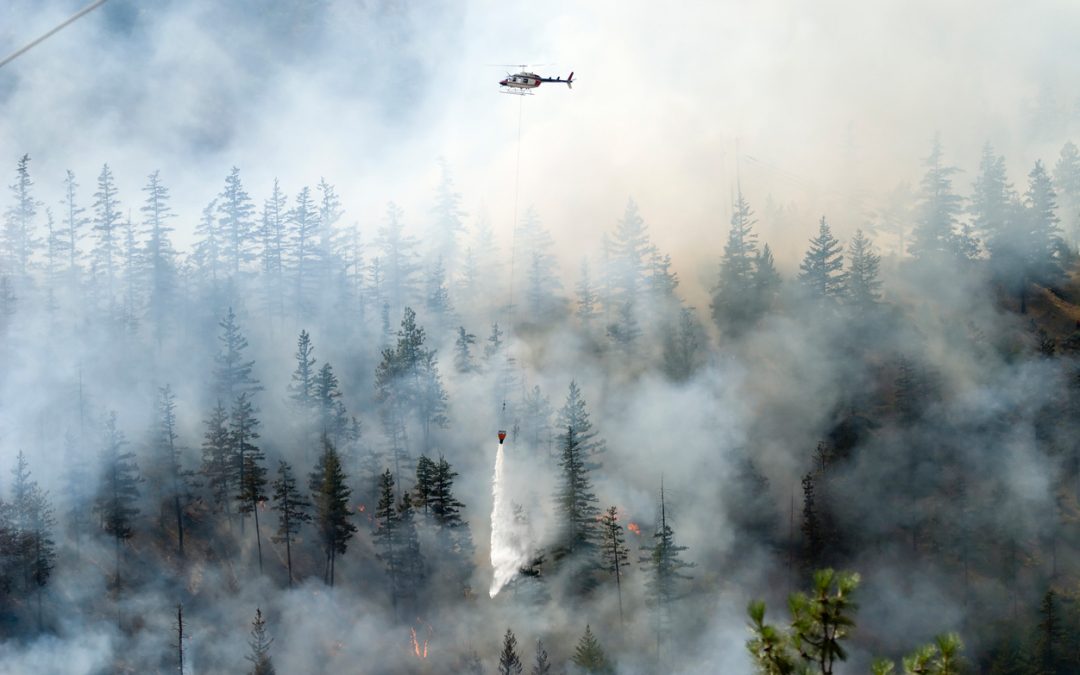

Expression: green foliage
xmin=499 ymin=628 xmax=524 ymax=675
xmin=270 ymin=460 xmax=310 ymax=586
xmin=572 ymin=625 xmax=612 ymax=674
xmin=798 ymin=216 xmax=846 ymax=302
xmin=246 ymin=607 xmax=275 ymax=675
xmin=308 ymin=437 xmax=356 ymax=586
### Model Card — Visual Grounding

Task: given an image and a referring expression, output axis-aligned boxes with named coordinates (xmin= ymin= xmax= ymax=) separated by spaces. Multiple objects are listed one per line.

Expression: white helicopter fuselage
xmin=499 ymin=72 xmax=542 ymax=89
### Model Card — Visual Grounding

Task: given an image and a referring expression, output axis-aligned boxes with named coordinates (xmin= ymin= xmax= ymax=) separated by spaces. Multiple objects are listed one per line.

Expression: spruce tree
xmin=192 ymin=199 xmax=223 ymax=286
xmin=260 ymin=179 xmax=288 ymax=321
xmin=233 ymin=392 xmax=267 ymax=571
xmin=553 ymin=427 xmax=600 ymax=592
xmin=845 ymin=229 xmax=882 ymax=310
xmin=555 ymin=381 xmax=606 ymax=471
xmin=911 ymin=137 xmax=971 ymax=261
xmin=454 ymin=326 xmax=477 ymax=373
xmin=799 ymin=217 xmax=846 ymax=302
xmin=1053 ymin=140 xmax=1080 ymax=245
xmin=94 ymin=412 xmax=141 ymax=588
xmin=518 ymin=207 xmax=564 ymax=321
xmin=639 ymin=480 xmax=693 ymax=656
xmin=375 ymin=202 xmax=421 ymax=313
xmin=373 ymin=469 xmax=399 ymax=600
xmin=60 ymin=169 xmax=87 ymax=282
xmin=751 ymin=243 xmax=781 ymax=316
xmin=287 ymin=329 xmax=317 ymax=412
xmin=661 ymin=307 xmax=706 ymax=382
xmin=309 ymin=437 xmax=356 ymax=586
xmin=200 ymin=402 xmax=233 ymax=515
xmin=576 ymin=258 xmax=600 ymax=327
xmin=599 ymin=505 xmax=630 ymax=622
xmin=246 ymin=607 xmax=275 ymax=675
xmin=485 ymin=322 xmax=505 ymax=360
xmin=3 ymin=154 xmax=39 ymax=282
xmin=531 ymin=639 xmax=551 ymax=675
xmin=971 ymin=142 xmax=1014 ymax=250
xmin=572 ymin=625 xmax=611 ymax=674
xmin=290 ymin=186 xmax=321 ymax=318
xmin=215 ymin=307 xmax=262 ymax=400
xmin=155 ymin=385 xmax=192 ymax=558
xmin=9 ymin=452 xmax=56 ymax=631
xmin=141 ymin=171 xmax=177 ymax=342
xmin=425 ymin=255 xmax=455 ymax=331
xmin=91 ymin=164 xmax=123 ymax=302
xmin=314 ymin=362 xmax=347 ymax=442
xmin=1022 ymin=160 xmax=1064 ymax=290
xmin=711 ymin=189 xmax=759 ymax=332
xmin=499 ymin=628 xmax=524 ymax=675
xmin=271 ymin=460 xmax=311 ymax=587
xmin=218 ymin=167 xmax=256 ymax=277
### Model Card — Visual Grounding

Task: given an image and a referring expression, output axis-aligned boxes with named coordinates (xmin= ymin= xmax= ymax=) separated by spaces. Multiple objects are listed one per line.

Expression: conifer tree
xmin=599 ymin=505 xmax=630 ymax=622
xmin=200 ymin=402 xmax=233 ymax=514
xmin=309 ymin=437 xmax=356 ymax=586
xmin=314 ymin=362 xmax=348 ymax=442
xmin=9 ymin=452 xmax=57 ymax=631
xmin=3 ymin=154 xmax=39 ymax=282
xmin=218 ymin=167 xmax=256 ymax=277
xmin=91 ymin=164 xmax=123 ymax=302
xmin=155 ymin=385 xmax=192 ymax=558
xmin=639 ymin=480 xmax=693 ymax=656
xmin=454 ymin=326 xmax=477 ymax=373
xmin=531 ymin=639 xmax=551 ymax=675
xmin=141 ymin=171 xmax=177 ymax=341
xmin=233 ymin=392 xmax=267 ymax=571
xmin=911 ymin=137 xmax=971 ymax=261
xmin=799 ymin=217 xmax=846 ymax=302
xmin=788 ymin=569 xmax=859 ymax=675
xmin=94 ymin=412 xmax=141 ymax=588
xmin=1022 ymin=160 xmax=1064 ymax=291
xmin=60 ymin=169 xmax=87 ymax=283
xmin=555 ymin=381 xmax=606 ymax=471
xmin=192 ymin=198 xmax=223 ymax=287
xmin=711 ymin=189 xmax=759 ymax=332
xmin=499 ymin=628 xmax=524 ymax=675
xmin=260 ymin=179 xmax=288 ymax=321
xmin=1053 ymin=140 xmax=1080 ymax=245
xmin=246 ymin=608 xmax=275 ymax=675
xmin=661 ymin=307 xmax=706 ymax=382
xmin=215 ymin=307 xmax=262 ymax=400
xmin=425 ymin=255 xmax=455 ymax=330
xmin=572 ymin=625 xmax=612 ymax=674
xmin=373 ymin=469 xmax=399 ymax=598
xmin=518 ymin=207 xmax=564 ymax=321
xmin=553 ymin=427 xmax=600 ymax=591
xmin=971 ymin=143 xmax=1014 ymax=250
xmin=375 ymin=202 xmax=421 ymax=313
xmin=287 ymin=329 xmax=317 ymax=412
xmin=290 ymin=186 xmax=321 ymax=318
xmin=1033 ymin=589 xmax=1067 ymax=675
xmin=485 ymin=322 xmax=505 ymax=360
xmin=607 ymin=199 xmax=655 ymax=310
xmin=271 ymin=460 xmax=311 ymax=587
xmin=576 ymin=258 xmax=600 ymax=327
xmin=845 ymin=229 xmax=882 ymax=310
xmin=431 ymin=159 xmax=466 ymax=269
xmin=751 ymin=243 xmax=781 ymax=316
xmin=520 ymin=385 xmax=553 ymax=455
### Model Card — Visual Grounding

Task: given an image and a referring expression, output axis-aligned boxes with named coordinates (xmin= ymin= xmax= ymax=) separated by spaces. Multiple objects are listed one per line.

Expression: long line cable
xmin=0 ymin=0 xmax=109 ymax=71
xmin=500 ymin=94 xmax=523 ymax=421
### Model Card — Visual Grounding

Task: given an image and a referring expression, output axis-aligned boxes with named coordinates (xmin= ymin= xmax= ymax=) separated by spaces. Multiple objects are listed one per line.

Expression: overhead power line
xmin=0 ymin=0 xmax=109 ymax=71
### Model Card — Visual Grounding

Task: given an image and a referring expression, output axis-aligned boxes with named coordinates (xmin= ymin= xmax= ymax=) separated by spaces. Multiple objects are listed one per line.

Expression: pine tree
xmin=246 ymin=607 xmax=275 ymax=675
xmin=287 ymin=329 xmax=317 ymax=413
xmin=289 ymin=186 xmax=321 ymax=318
xmin=555 ymin=381 xmax=606 ymax=471
xmin=454 ymin=326 xmax=477 ymax=373
xmin=260 ymin=179 xmax=288 ymax=322
xmin=661 ymin=307 xmax=706 ymax=382
xmin=233 ymin=392 xmax=267 ymax=571
xmin=499 ymin=628 xmax=524 ymax=675
xmin=200 ymin=402 xmax=233 ymax=514
xmin=155 ymin=385 xmax=192 ymax=558
xmin=271 ymin=460 xmax=311 ymax=587
xmin=94 ymin=412 xmax=141 ymax=588
xmin=750 ymin=243 xmax=781 ymax=316
xmin=599 ymin=506 xmax=630 ymax=622
xmin=309 ymin=437 xmax=357 ymax=586
xmin=576 ymin=258 xmax=600 ymax=327
xmin=607 ymin=199 xmax=655 ymax=310
xmin=218 ymin=167 xmax=256 ymax=277
xmin=1033 ymin=589 xmax=1067 ymax=675
xmin=9 ymin=452 xmax=57 ymax=631
xmin=572 ymin=625 xmax=612 ymax=674
xmin=799 ymin=217 xmax=846 ymax=301
xmin=639 ymin=480 xmax=693 ymax=657
xmin=801 ymin=472 xmax=823 ymax=572
xmin=314 ymin=362 xmax=348 ymax=442
xmin=553 ymin=427 xmax=600 ymax=592
xmin=373 ymin=469 xmax=399 ymax=598
xmin=192 ymin=199 xmax=223 ymax=287
xmin=531 ymin=639 xmax=551 ymax=675
xmin=911 ymin=137 xmax=971 ymax=261
xmin=316 ymin=178 xmax=344 ymax=298
xmin=141 ymin=171 xmax=177 ymax=342
xmin=60 ymin=169 xmax=87 ymax=283
xmin=91 ymin=164 xmax=123 ymax=302
xmin=376 ymin=202 xmax=421 ymax=313
xmin=1022 ymin=159 xmax=1064 ymax=290
xmin=845 ymin=229 xmax=882 ymax=310
xmin=215 ymin=307 xmax=262 ymax=400
xmin=3 ymin=154 xmax=40 ymax=282
xmin=711 ymin=189 xmax=759 ymax=332
xmin=787 ymin=569 xmax=860 ymax=675
xmin=971 ymin=143 xmax=1014 ymax=250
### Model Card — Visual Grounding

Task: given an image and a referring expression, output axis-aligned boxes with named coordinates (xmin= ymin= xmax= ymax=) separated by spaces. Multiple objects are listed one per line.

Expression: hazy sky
xmin=3 ymin=0 xmax=1080 ymax=303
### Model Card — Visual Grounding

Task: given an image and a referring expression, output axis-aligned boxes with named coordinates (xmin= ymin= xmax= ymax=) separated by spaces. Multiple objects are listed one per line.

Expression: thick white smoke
xmin=488 ymin=442 xmax=531 ymax=598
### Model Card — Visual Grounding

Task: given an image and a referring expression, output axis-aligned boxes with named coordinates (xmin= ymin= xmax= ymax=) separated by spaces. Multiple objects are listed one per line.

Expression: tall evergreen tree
xmin=518 ymin=207 xmax=564 ymax=321
xmin=246 ymin=607 xmax=275 ymax=675
xmin=599 ymin=505 xmax=630 ymax=622
xmin=9 ymin=452 xmax=56 ymax=631
xmin=531 ymin=639 xmax=551 ymax=675
xmin=498 ymin=628 xmax=524 ymax=675
xmin=1053 ymin=140 xmax=1080 ymax=246
xmin=572 ymin=625 xmax=612 ymax=674
xmin=154 ymin=385 xmax=192 ymax=558
xmin=375 ymin=202 xmax=421 ymax=313
xmin=200 ymin=402 xmax=233 ymax=514
xmin=192 ymin=199 xmax=223 ymax=287
xmin=60 ymin=169 xmax=87 ymax=283
xmin=639 ymin=480 xmax=693 ymax=657
xmin=453 ymin=326 xmax=477 ymax=374
xmin=970 ymin=143 xmax=1014 ymax=250
xmin=2 ymin=154 xmax=39 ymax=282
xmin=555 ymin=381 xmax=606 ymax=471
xmin=575 ymin=258 xmax=600 ymax=327
xmin=845 ymin=229 xmax=882 ymax=310
xmin=91 ymin=164 xmax=123 ymax=302
xmin=94 ymin=412 xmax=141 ymax=588
xmin=309 ymin=437 xmax=357 ymax=586
xmin=661 ymin=307 xmax=707 ymax=382
xmin=553 ymin=427 xmax=600 ymax=592
xmin=1022 ymin=159 xmax=1064 ymax=290
xmin=711 ymin=189 xmax=760 ymax=332
xmin=289 ymin=186 xmax=320 ymax=318
xmin=798 ymin=217 xmax=846 ymax=302
xmin=431 ymin=159 xmax=466 ymax=270
xmin=141 ymin=171 xmax=177 ymax=341
xmin=232 ymin=392 xmax=267 ymax=570
xmin=425 ymin=255 xmax=455 ymax=331
xmin=271 ymin=460 xmax=311 ymax=587
xmin=287 ymin=329 xmax=317 ymax=413
xmin=314 ymin=362 xmax=348 ymax=443
xmin=910 ymin=137 xmax=972 ymax=261
xmin=606 ymin=199 xmax=655 ymax=311
xmin=218 ymin=167 xmax=257 ymax=277
xmin=215 ymin=307 xmax=262 ymax=400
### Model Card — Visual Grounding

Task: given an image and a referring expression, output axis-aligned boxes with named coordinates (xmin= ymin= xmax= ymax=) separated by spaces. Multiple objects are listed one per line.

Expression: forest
xmin=2 ymin=133 xmax=1080 ymax=674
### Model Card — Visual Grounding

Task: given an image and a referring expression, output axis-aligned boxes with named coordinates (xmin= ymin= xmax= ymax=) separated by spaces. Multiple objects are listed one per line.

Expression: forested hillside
xmin=2 ymin=134 xmax=1080 ymax=673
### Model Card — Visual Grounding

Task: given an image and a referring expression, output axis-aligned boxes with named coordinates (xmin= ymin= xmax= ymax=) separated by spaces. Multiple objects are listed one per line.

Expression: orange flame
xmin=410 ymin=627 xmax=429 ymax=659
xmin=357 ymin=504 xmax=366 ymax=513
xmin=627 ymin=522 xmax=641 ymax=535
xmin=258 ymin=499 xmax=267 ymax=512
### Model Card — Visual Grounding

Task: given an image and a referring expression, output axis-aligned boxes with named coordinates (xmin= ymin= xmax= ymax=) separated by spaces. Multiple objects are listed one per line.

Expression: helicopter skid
xmin=499 ymin=89 xmax=534 ymax=96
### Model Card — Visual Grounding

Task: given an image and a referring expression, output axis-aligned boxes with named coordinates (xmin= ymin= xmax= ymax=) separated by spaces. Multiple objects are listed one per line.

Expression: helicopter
xmin=498 ymin=66 xmax=574 ymax=94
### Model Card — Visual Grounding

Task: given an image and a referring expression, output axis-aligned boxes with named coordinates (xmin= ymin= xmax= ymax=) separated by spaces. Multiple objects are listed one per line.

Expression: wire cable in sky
xmin=0 ymin=0 xmax=109 ymax=71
